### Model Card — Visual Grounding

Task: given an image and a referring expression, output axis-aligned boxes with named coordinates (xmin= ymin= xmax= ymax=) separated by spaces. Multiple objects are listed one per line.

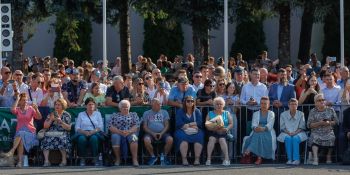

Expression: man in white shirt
xmin=13 ymin=70 xmax=29 ymax=94
xmin=321 ymin=73 xmax=341 ymax=109
xmin=191 ymin=71 xmax=204 ymax=92
xmin=240 ymin=68 xmax=268 ymax=137
xmin=0 ymin=67 xmax=16 ymax=107
xmin=111 ymin=57 xmax=122 ymax=76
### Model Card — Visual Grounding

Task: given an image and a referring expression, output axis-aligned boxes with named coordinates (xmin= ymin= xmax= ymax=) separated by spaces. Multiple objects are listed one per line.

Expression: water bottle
xmin=23 ymin=155 xmax=29 ymax=167
xmin=160 ymin=153 xmax=165 ymax=166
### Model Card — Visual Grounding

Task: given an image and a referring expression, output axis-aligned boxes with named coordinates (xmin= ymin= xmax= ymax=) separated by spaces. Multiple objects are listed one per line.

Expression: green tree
xmin=322 ymin=0 xmax=350 ymax=62
xmin=143 ymin=19 xmax=184 ymax=62
xmin=137 ymin=0 xmax=227 ymax=67
xmin=230 ymin=0 xmax=268 ymax=62
xmin=53 ymin=12 xmax=92 ymax=64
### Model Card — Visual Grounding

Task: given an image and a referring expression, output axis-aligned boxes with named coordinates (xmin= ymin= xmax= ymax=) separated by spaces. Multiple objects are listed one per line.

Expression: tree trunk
xmin=11 ymin=15 xmax=24 ymax=70
xmin=119 ymin=0 xmax=131 ymax=75
xmin=192 ymin=16 xmax=209 ymax=68
xmin=298 ymin=1 xmax=315 ymax=64
xmin=277 ymin=2 xmax=291 ymax=66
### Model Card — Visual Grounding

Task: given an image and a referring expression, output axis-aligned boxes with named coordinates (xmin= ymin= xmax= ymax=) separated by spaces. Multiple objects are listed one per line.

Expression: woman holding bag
xmin=174 ymin=96 xmax=204 ymax=166
xmin=74 ymin=97 xmax=104 ymax=166
xmin=205 ymin=97 xmax=233 ymax=166
xmin=41 ymin=98 xmax=72 ymax=167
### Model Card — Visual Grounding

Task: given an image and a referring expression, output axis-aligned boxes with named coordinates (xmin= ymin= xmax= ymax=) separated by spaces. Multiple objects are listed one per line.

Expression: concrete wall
xmin=22 ymin=9 xmax=324 ymax=64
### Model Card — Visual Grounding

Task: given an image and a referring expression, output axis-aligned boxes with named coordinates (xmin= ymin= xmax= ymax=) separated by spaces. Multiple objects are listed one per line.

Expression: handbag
xmin=85 ymin=111 xmax=107 ymax=140
xmin=184 ymin=111 xmax=198 ymax=135
xmin=37 ymin=129 xmax=46 ymax=140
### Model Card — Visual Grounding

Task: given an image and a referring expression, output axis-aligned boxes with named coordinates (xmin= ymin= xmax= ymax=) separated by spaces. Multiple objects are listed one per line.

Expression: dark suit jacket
xmin=268 ymin=83 xmax=296 ymax=108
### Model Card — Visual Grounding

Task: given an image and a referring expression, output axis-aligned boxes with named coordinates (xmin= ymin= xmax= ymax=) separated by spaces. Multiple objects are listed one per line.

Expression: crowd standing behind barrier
xmin=0 ymin=51 xmax=349 ymax=167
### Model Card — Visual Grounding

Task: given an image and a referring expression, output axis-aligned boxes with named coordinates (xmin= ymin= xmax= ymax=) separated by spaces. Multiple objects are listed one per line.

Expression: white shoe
xmin=222 ymin=160 xmax=230 ymax=166
xmin=286 ymin=160 xmax=293 ymax=165
xmin=23 ymin=155 xmax=29 ymax=167
xmin=312 ymin=158 xmax=318 ymax=166
xmin=205 ymin=160 xmax=211 ymax=166
xmin=292 ymin=160 xmax=300 ymax=165
xmin=307 ymin=157 xmax=314 ymax=165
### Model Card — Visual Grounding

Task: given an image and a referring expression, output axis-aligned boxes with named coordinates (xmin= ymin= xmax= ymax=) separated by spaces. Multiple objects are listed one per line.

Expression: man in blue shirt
xmin=168 ymin=77 xmax=196 ymax=108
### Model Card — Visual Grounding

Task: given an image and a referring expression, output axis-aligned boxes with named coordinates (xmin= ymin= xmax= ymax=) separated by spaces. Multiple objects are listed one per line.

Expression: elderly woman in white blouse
xmin=74 ymin=97 xmax=104 ymax=166
xmin=277 ymin=98 xmax=307 ymax=165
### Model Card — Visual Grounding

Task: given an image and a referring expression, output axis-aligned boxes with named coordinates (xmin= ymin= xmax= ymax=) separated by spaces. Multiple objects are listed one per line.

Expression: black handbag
xmin=85 ymin=111 xmax=107 ymax=141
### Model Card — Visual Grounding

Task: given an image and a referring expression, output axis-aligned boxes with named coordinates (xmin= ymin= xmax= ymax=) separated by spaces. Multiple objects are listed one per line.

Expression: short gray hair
xmin=118 ymin=100 xmax=130 ymax=109
xmin=113 ymin=75 xmax=124 ymax=83
xmin=213 ymin=97 xmax=225 ymax=108
xmin=314 ymin=93 xmax=324 ymax=103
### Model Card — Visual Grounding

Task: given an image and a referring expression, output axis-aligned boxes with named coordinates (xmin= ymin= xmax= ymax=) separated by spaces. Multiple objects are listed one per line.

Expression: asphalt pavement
xmin=1 ymin=164 xmax=350 ymax=175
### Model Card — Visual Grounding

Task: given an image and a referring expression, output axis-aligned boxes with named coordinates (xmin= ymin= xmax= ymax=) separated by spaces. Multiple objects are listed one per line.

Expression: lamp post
xmin=224 ymin=0 xmax=228 ymax=72
xmin=103 ymin=0 xmax=107 ymax=68
xmin=340 ymin=0 xmax=344 ymax=67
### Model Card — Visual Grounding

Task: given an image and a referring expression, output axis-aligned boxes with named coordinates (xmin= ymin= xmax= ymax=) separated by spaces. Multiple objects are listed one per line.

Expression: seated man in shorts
xmin=143 ymin=98 xmax=173 ymax=165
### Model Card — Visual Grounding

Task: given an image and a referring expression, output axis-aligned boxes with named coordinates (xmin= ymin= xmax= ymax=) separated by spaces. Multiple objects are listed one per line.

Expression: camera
xmin=51 ymin=83 xmax=59 ymax=92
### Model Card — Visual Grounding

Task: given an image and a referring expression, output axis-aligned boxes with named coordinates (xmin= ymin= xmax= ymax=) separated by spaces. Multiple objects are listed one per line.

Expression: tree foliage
xmin=230 ymin=0 xmax=268 ymax=62
xmin=143 ymin=19 xmax=184 ymax=62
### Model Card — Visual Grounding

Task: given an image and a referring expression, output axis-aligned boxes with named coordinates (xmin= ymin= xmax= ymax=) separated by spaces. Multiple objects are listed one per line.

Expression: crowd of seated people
xmin=0 ymin=51 xmax=349 ymax=167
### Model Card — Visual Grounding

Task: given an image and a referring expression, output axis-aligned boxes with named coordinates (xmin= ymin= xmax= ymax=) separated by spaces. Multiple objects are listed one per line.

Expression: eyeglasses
xmin=205 ymin=84 xmax=215 ymax=88
xmin=218 ymin=83 xmax=225 ymax=87
xmin=195 ymin=75 xmax=202 ymax=78
xmin=15 ymin=74 xmax=23 ymax=76
xmin=317 ymin=99 xmax=325 ymax=102
xmin=186 ymin=100 xmax=194 ymax=103
xmin=138 ymin=83 xmax=144 ymax=85
xmin=145 ymin=76 xmax=152 ymax=80
xmin=153 ymin=72 xmax=161 ymax=74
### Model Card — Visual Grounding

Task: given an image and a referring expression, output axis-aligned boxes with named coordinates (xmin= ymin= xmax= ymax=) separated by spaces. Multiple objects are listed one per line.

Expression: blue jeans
xmin=76 ymin=134 xmax=100 ymax=157
xmin=284 ymin=135 xmax=301 ymax=161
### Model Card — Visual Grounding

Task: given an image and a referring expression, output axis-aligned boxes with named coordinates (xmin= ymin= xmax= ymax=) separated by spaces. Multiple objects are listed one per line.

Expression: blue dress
xmin=243 ymin=112 xmax=273 ymax=159
xmin=174 ymin=108 xmax=204 ymax=151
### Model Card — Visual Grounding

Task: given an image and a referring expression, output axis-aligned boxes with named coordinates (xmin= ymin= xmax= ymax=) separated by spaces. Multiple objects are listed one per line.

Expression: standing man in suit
xmin=269 ymin=68 xmax=296 ymax=130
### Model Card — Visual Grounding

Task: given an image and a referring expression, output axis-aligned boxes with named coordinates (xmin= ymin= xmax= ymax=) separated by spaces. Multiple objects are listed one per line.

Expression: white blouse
xmin=75 ymin=111 xmax=104 ymax=132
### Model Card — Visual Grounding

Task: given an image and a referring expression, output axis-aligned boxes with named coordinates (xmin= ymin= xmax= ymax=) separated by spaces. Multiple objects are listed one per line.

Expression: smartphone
xmin=53 ymin=111 xmax=59 ymax=118
xmin=8 ymin=80 xmax=15 ymax=84
xmin=329 ymin=57 xmax=337 ymax=62
xmin=323 ymin=119 xmax=329 ymax=122
xmin=51 ymin=83 xmax=59 ymax=92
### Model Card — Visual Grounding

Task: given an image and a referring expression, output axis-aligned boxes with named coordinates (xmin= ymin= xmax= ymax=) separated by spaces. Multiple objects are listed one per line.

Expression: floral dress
xmin=108 ymin=112 xmax=140 ymax=131
xmin=307 ymin=107 xmax=339 ymax=147
xmin=40 ymin=111 xmax=72 ymax=153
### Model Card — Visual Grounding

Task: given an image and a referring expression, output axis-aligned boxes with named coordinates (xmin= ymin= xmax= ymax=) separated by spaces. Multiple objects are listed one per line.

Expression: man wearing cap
xmin=105 ymin=75 xmax=132 ymax=107
xmin=62 ymin=68 xmax=88 ymax=107
xmin=168 ymin=76 xmax=196 ymax=108
xmin=232 ymin=67 xmax=245 ymax=95
xmin=142 ymin=98 xmax=173 ymax=165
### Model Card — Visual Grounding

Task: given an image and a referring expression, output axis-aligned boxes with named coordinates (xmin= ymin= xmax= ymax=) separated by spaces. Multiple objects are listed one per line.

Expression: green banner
xmin=0 ymin=106 xmax=172 ymax=151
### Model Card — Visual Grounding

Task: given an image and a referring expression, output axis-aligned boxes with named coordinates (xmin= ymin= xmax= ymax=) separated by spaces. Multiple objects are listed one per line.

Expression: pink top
xmin=12 ymin=106 xmax=39 ymax=133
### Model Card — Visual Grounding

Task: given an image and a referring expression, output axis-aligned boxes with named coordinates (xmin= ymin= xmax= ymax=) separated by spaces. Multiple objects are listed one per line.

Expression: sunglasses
xmin=4 ymin=72 xmax=11 ymax=74
xmin=317 ymin=99 xmax=325 ymax=102
xmin=218 ymin=83 xmax=225 ymax=86
xmin=206 ymin=84 xmax=215 ymax=88
xmin=138 ymin=83 xmax=144 ymax=85
xmin=186 ymin=100 xmax=194 ymax=103
xmin=195 ymin=75 xmax=202 ymax=78
xmin=145 ymin=76 xmax=152 ymax=80
xmin=15 ymin=74 xmax=23 ymax=76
